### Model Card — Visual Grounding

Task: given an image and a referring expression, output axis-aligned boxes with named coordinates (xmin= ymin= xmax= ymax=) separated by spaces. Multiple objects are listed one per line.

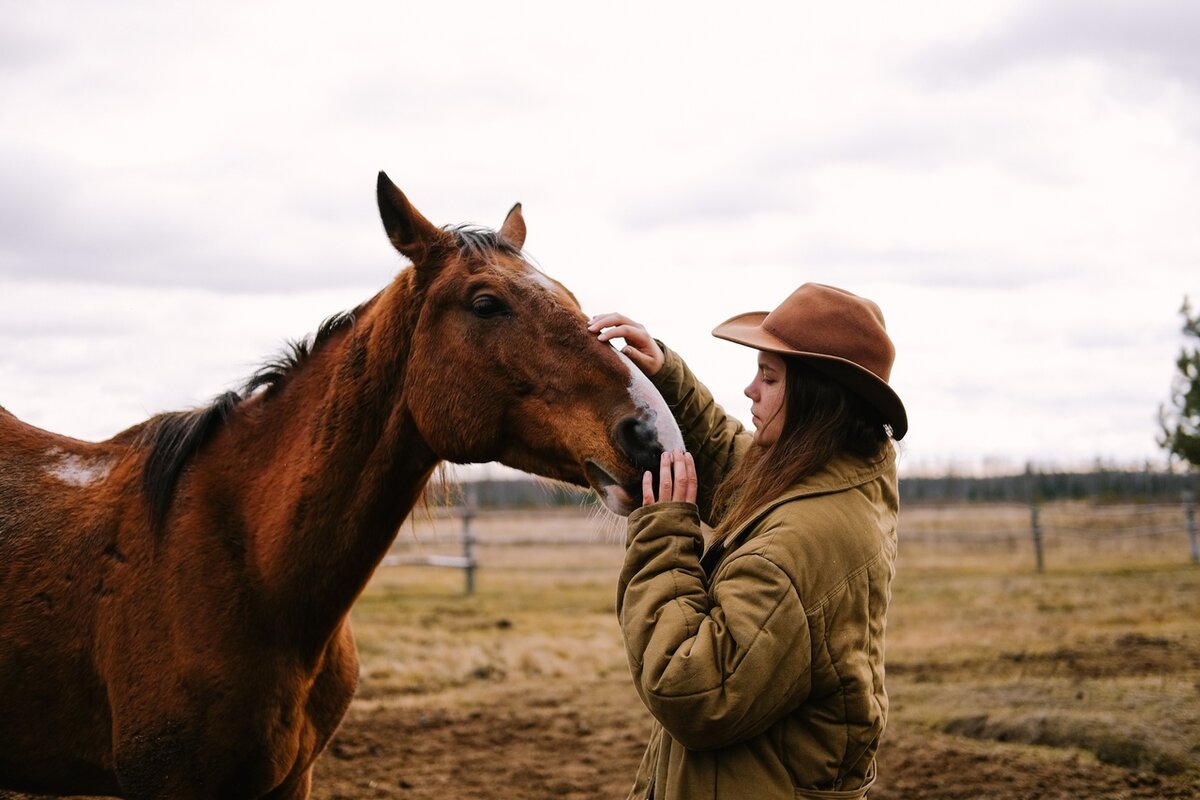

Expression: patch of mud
xmin=307 ymin=696 xmax=1200 ymax=800
xmin=942 ymin=711 xmax=1194 ymax=776
xmin=310 ymin=697 xmax=647 ymax=800
xmin=874 ymin=724 xmax=1200 ymax=800
xmin=889 ymin=630 xmax=1199 ymax=683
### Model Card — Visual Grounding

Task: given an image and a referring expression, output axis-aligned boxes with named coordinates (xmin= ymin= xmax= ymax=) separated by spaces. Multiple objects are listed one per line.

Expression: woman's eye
xmin=472 ymin=295 xmax=510 ymax=319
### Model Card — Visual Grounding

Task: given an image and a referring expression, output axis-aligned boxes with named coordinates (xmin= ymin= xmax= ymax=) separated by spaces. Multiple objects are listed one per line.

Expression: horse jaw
xmin=596 ymin=483 xmax=638 ymax=517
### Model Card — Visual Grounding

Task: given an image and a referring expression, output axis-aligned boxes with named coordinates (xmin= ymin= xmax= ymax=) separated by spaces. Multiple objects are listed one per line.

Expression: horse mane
xmin=139 ymin=227 xmax=516 ymax=531
xmin=140 ymin=311 xmax=356 ymax=530
xmin=242 ymin=311 xmax=357 ymax=396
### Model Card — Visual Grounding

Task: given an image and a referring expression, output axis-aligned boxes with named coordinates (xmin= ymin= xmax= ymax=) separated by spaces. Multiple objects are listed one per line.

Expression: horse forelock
xmin=432 ymin=225 xmax=581 ymax=320
xmin=444 ymin=224 xmax=522 ymax=262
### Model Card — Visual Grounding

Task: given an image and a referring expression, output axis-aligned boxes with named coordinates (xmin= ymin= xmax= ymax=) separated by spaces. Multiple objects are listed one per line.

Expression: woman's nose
xmin=744 ymin=380 xmax=756 ymax=400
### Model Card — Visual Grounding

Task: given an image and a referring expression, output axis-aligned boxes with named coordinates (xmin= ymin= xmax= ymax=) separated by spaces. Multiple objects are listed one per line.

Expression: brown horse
xmin=0 ymin=173 xmax=683 ymax=799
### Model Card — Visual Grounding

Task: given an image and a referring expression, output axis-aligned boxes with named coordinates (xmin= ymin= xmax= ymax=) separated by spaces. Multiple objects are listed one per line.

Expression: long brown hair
xmin=710 ymin=356 xmax=891 ymax=543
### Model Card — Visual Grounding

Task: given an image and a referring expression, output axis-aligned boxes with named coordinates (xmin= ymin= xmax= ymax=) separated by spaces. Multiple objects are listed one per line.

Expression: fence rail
xmin=901 ymin=491 xmax=1198 ymax=569
xmin=379 ymin=491 xmax=1200 ymax=593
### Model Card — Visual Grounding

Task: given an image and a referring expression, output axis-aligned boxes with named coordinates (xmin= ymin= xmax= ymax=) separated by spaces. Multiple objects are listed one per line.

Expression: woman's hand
xmin=643 ymin=451 xmax=697 ymax=507
xmin=588 ymin=312 xmax=666 ymax=377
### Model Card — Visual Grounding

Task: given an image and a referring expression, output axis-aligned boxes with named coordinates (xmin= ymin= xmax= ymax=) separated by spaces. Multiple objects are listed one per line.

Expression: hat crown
xmin=762 ymin=283 xmax=894 ymax=382
xmin=711 ymin=282 xmax=907 ymax=439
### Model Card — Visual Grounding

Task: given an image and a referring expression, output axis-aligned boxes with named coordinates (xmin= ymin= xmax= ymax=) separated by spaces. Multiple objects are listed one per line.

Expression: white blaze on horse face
xmin=518 ymin=263 xmax=675 ymax=447
xmin=593 ymin=352 xmax=684 ymax=516
xmin=44 ymin=448 xmax=114 ymax=487
xmin=524 ymin=263 xmax=559 ymax=294
xmin=516 ymin=260 xmax=683 ymax=514
xmin=615 ymin=349 xmax=685 ymax=454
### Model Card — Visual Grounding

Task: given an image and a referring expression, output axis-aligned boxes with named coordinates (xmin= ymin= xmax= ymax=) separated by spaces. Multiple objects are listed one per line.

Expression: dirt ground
xmin=316 ymin=504 xmax=1200 ymax=800
xmin=308 ymin=676 xmax=1200 ymax=800
xmin=4 ymin=506 xmax=1199 ymax=799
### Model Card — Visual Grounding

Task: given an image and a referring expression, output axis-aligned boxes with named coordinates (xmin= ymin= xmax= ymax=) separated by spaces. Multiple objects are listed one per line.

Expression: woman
xmin=588 ymin=283 xmax=906 ymax=800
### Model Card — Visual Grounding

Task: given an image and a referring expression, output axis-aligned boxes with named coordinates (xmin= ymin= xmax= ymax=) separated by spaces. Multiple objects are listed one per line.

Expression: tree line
xmin=424 ymin=468 xmax=1198 ymax=510
xmin=899 ymin=467 xmax=1197 ymax=505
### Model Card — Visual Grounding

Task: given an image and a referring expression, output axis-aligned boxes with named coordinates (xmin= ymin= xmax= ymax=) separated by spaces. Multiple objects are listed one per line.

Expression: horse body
xmin=0 ymin=174 xmax=682 ymax=799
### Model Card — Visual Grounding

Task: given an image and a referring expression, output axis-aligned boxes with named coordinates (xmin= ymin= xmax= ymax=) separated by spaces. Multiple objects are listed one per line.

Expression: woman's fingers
xmin=640 ymin=451 xmax=698 ymax=507
xmin=592 ymin=322 xmax=650 ymax=348
xmin=658 ymin=451 xmax=673 ymax=505
xmin=669 ymin=451 xmax=696 ymax=503
xmin=587 ymin=312 xmax=665 ymax=377
xmin=680 ymin=452 xmax=698 ymax=504
xmin=587 ymin=312 xmax=637 ymax=333
xmin=621 ymin=344 xmax=658 ymax=374
xmin=670 ymin=453 xmax=686 ymax=502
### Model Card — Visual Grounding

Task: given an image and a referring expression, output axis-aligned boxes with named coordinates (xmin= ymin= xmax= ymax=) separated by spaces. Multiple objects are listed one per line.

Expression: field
xmin=5 ymin=504 xmax=1199 ymax=799
xmin=309 ymin=504 xmax=1200 ymax=800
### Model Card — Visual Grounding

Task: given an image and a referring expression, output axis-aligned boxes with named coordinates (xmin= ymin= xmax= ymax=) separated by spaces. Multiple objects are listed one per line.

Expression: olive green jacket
xmin=618 ymin=345 xmax=899 ymax=799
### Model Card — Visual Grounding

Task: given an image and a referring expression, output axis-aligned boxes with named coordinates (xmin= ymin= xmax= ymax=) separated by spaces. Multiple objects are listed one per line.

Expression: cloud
xmin=0 ymin=25 xmax=56 ymax=70
xmin=2 ymin=0 xmax=1198 ymax=472
xmin=911 ymin=0 xmax=1200 ymax=91
xmin=618 ymin=180 xmax=793 ymax=231
xmin=0 ymin=147 xmax=399 ymax=292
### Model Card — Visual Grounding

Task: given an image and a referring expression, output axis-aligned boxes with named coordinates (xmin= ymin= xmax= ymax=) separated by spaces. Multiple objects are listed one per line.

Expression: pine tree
xmin=1159 ymin=298 xmax=1200 ymax=467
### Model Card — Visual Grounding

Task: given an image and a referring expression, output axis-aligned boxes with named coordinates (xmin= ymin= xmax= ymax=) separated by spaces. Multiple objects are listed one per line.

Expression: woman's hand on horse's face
xmin=642 ymin=450 xmax=697 ymax=507
xmin=587 ymin=313 xmax=666 ymax=377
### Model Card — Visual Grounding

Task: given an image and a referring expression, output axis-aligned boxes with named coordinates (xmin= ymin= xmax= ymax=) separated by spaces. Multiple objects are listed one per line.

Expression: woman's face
xmin=745 ymin=351 xmax=787 ymax=447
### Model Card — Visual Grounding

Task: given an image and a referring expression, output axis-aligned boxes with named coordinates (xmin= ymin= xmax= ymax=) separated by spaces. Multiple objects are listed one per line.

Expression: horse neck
xmin=228 ymin=273 xmax=438 ymax=643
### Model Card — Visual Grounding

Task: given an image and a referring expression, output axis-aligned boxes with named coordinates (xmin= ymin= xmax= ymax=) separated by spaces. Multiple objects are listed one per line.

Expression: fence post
xmin=1026 ymin=463 xmax=1044 ymax=573
xmin=462 ymin=483 xmax=478 ymax=594
xmin=1184 ymin=488 xmax=1198 ymax=565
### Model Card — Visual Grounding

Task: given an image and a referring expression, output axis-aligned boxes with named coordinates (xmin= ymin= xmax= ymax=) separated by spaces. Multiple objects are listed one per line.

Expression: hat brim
xmin=713 ymin=312 xmax=909 ymax=440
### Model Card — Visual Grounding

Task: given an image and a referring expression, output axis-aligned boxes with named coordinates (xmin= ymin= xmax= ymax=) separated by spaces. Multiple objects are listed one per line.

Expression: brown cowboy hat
xmin=712 ymin=283 xmax=908 ymax=440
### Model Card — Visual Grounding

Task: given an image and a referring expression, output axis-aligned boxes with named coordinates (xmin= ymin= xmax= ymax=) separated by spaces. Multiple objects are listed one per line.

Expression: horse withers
xmin=0 ymin=173 xmax=683 ymax=799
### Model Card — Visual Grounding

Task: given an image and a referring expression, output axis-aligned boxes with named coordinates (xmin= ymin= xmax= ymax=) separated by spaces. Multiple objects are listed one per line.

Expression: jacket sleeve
xmin=651 ymin=343 xmax=753 ymax=527
xmin=617 ymin=502 xmax=813 ymax=751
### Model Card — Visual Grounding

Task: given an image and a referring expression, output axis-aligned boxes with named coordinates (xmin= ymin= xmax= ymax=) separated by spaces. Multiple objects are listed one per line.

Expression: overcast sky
xmin=2 ymin=0 xmax=1198 ymax=478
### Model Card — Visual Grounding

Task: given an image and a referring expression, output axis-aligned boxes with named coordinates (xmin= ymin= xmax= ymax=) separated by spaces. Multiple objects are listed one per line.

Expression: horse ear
xmin=499 ymin=202 xmax=526 ymax=250
xmin=376 ymin=172 xmax=444 ymax=263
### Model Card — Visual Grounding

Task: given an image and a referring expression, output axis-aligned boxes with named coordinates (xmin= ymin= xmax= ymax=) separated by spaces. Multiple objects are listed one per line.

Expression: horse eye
xmin=472 ymin=295 xmax=510 ymax=319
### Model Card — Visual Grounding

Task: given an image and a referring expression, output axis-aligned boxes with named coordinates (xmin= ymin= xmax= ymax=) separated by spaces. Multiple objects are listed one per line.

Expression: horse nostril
xmin=615 ymin=415 xmax=663 ymax=474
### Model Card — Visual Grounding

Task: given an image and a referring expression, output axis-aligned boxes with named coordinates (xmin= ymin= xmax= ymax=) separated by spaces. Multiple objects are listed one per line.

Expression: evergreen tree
xmin=1159 ymin=297 xmax=1200 ymax=467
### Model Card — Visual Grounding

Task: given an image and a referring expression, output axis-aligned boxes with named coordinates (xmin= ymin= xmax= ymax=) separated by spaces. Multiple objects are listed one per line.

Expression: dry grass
xmin=887 ymin=502 xmax=1200 ymax=781
xmin=353 ymin=503 xmax=1200 ymax=785
xmin=10 ymin=503 xmax=1197 ymax=800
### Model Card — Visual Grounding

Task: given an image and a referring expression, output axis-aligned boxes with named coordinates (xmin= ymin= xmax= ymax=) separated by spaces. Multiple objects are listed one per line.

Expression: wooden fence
xmin=381 ymin=490 xmax=1200 ymax=593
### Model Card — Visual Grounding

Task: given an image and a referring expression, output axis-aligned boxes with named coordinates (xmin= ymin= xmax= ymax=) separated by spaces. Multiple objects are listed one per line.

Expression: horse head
xmin=377 ymin=172 xmax=683 ymax=515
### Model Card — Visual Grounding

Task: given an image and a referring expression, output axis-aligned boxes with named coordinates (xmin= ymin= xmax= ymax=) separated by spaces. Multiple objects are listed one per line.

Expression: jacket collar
xmin=713 ymin=445 xmax=896 ymax=555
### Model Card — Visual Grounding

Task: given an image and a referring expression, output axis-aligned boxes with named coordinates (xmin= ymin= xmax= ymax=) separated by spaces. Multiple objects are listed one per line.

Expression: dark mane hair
xmin=138 ymin=224 xmax=518 ymax=531
xmin=140 ymin=311 xmax=356 ymax=530
xmin=243 ymin=312 xmax=356 ymax=397
xmin=445 ymin=224 xmax=522 ymax=262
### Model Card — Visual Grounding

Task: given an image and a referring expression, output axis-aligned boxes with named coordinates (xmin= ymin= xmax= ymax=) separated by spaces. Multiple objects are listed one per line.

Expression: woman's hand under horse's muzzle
xmin=642 ymin=450 xmax=698 ymax=507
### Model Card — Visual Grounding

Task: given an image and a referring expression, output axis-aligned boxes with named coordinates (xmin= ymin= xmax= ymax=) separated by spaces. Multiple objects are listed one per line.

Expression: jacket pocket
xmin=794 ymin=762 xmax=875 ymax=800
